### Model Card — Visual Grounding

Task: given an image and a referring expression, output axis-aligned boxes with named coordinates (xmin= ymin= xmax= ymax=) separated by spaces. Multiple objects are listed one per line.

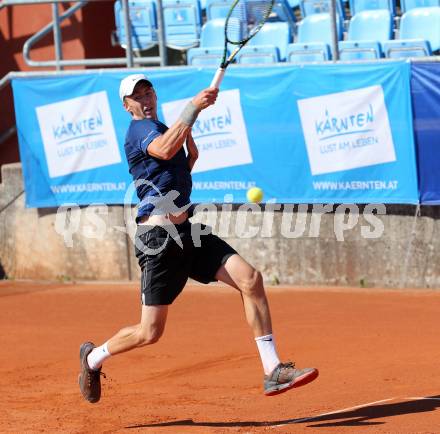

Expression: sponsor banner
xmin=12 ymin=74 xmax=133 ymax=207
xmin=12 ymin=62 xmax=418 ymax=207
xmin=35 ymin=91 xmax=121 ymax=178
xmin=411 ymin=63 xmax=440 ymax=204
xmin=187 ymin=62 xmax=418 ymax=204
xmin=298 ymin=85 xmax=396 ymax=176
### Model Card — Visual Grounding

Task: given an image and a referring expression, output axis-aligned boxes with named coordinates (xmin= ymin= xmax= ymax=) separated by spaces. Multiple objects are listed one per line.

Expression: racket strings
xmin=226 ymin=0 xmax=274 ymax=43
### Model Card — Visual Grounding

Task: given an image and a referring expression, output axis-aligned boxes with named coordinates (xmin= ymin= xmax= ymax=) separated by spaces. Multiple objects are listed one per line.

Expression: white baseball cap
xmin=119 ymin=74 xmax=152 ymax=101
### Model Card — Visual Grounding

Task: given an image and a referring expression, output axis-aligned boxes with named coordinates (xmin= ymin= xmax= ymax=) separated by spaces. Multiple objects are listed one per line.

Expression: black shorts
xmin=134 ymin=220 xmax=237 ymax=305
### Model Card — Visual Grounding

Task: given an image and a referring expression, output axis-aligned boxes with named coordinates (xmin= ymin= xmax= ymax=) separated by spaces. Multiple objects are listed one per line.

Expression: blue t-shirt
xmin=124 ymin=119 xmax=192 ymax=221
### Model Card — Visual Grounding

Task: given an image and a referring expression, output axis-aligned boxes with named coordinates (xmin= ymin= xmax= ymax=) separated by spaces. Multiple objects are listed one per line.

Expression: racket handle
xmin=210 ymin=68 xmax=225 ymax=89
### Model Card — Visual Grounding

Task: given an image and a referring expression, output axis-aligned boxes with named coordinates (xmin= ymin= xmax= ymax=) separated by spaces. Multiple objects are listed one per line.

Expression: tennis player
xmin=78 ymin=74 xmax=318 ymax=403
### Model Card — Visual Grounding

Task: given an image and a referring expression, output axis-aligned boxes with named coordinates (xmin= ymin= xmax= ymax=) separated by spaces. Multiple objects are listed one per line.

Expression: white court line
xmin=273 ymin=396 xmax=440 ymax=428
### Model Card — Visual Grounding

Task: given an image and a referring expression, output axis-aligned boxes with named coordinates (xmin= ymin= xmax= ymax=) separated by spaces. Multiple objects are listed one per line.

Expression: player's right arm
xmin=147 ymin=88 xmax=218 ymax=160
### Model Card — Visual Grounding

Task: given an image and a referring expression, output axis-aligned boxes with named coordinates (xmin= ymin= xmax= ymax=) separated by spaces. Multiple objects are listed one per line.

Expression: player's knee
xmin=136 ymin=327 xmax=163 ymax=346
xmin=239 ymin=269 xmax=263 ymax=296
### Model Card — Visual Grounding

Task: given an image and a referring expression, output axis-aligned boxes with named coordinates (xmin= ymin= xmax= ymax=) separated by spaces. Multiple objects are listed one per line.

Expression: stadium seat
xmin=187 ymin=18 xmax=226 ymax=65
xmin=206 ymin=0 xmax=296 ymax=27
xmin=236 ymin=45 xmax=281 ymax=63
xmin=205 ymin=0 xmax=234 ymax=19
xmin=349 ymin=0 xmax=396 ymax=16
xmin=286 ymin=42 xmax=331 ymax=61
xmin=198 ymin=17 xmax=225 ymax=46
xmin=162 ymin=0 xmax=202 ymax=50
xmin=297 ymin=13 xmax=342 ymax=42
xmin=383 ymin=6 xmax=440 ymax=57
xmin=114 ymin=0 xmax=157 ymax=51
xmin=270 ymin=0 xmax=298 ymax=24
xmin=236 ymin=22 xmax=292 ymax=63
xmin=339 ymin=41 xmax=382 ymax=59
xmin=187 ymin=47 xmax=226 ymax=64
xmin=384 ymin=39 xmax=432 ymax=57
xmin=401 ymin=0 xmax=440 ymax=13
xmin=287 ymin=13 xmax=341 ymax=62
xmin=339 ymin=9 xmax=392 ymax=59
xmin=300 ymin=0 xmax=346 ymax=20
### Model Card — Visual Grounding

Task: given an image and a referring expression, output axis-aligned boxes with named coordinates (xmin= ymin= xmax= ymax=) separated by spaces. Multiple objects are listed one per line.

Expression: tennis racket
xmin=210 ymin=0 xmax=275 ymax=89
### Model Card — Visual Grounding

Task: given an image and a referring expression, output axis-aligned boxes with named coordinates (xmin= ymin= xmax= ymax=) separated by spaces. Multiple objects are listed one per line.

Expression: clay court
xmin=1 ymin=281 xmax=440 ymax=433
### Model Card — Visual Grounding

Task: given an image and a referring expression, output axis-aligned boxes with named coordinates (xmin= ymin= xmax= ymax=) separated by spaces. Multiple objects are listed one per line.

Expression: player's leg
xmin=78 ymin=223 xmax=192 ymax=403
xmin=215 ymin=254 xmax=272 ymax=337
xmin=215 ymin=254 xmax=319 ymax=396
xmin=78 ymin=305 xmax=168 ymax=403
xmin=189 ymin=224 xmax=319 ymax=396
xmin=106 ymin=304 xmax=169 ymax=354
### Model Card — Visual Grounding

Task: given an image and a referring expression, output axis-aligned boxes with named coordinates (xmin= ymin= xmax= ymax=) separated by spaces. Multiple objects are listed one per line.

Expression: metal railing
xmin=0 ymin=0 xmax=169 ymax=146
xmin=0 ymin=0 xmax=168 ymax=69
xmin=329 ymin=0 xmax=339 ymax=60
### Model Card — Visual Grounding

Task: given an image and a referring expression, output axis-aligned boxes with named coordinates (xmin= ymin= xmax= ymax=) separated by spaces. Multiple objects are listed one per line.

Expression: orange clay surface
xmin=1 ymin=281 xmax=440 ymax=434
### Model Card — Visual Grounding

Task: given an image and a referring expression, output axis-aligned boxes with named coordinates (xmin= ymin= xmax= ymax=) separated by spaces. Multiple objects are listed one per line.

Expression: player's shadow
xmin=126 ymin=395 xmax=440 ymax=429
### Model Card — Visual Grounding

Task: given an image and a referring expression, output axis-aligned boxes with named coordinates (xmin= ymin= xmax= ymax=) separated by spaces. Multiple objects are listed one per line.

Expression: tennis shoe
xmin=78 ymin=341 xmax=105 ymax=403
xmin=264 ymin=361 xmax=318 ymax=396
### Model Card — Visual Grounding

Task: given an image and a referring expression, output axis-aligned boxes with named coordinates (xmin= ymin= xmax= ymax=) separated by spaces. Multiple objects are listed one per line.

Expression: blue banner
xmin=12 ymin=62 xmax=419 ymax=207
xmin=411 ymin=63 xmax=440 ymax=205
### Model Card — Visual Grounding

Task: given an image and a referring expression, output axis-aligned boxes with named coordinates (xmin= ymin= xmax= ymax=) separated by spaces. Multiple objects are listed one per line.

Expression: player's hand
xmin=192 ymin=88 xmax=219 ymax=111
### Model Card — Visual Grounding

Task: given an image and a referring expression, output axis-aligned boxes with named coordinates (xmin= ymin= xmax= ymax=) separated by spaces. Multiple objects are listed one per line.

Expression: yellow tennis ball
xmin=247 ymin=187 xmax=263 ymax=203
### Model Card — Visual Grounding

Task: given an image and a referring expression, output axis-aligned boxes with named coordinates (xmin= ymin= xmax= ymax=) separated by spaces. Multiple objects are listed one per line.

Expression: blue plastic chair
xmin=349 ymin=0 xmax=396 ymax=16
xmin=205 ymin=0 xmax=234 ymax=19
xmin=236 ymin=22 xmax=292 ymax=62
xmin=339 ymin=41 xmax=382 ymax=59
xmin=114 ymin=0 xmax=157 ymax=51
xmin=300 ymin=0 xmax=346 ymax=20
xmin=187 ymin=47 xmax=226 ymax=64
xmin=187 ymin=18 xmax=226 ymax=64
xmin=347 ymin=9 xmax=392 ymax=42
xmin=206 ymin=0 xmax=296 ymax=27
xmin=163 ymin=0 xmax=202 ymax=50
xmin=401 ymin=0 xmax=439 ymax=13
xmin=287 ymin=13 xmax=341 ymax=62
xmin=297 ymin=13 xmax=342 ymax=42
xmin=384 ymin=39 xmax=432 ymax=57
xmin=383 ymin=6 xmax=440 ymax=57
xmin=270 ymin=0 xmax=298 ymax=24
xmin=286 ymin=42 xmax=331 ymax=61
xmin=236 ymin=45 xmax=281 ymax=63
xmin=199 ymin=18 xmax=225 ymax=46
xmin=339 ymin=9 xmax=392 ymax=59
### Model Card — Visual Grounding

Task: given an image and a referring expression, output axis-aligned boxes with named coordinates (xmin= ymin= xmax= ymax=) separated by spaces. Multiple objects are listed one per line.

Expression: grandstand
xmin=110 ymin=0 xmax=440 ymax=63
xmin=1 ymin=0 xmax=438 ymax=69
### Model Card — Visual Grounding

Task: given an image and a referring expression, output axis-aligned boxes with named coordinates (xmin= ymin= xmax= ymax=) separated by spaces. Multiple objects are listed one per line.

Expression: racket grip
xmin=210 ymin=68 xmax=225 ymax=89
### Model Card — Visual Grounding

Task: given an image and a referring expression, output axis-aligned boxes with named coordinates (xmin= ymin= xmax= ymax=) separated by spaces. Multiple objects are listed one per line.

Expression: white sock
xmin=255 ymin=334 xmax=281 ymax=375
xmin=87 ymin=342 xmax=111 ymax=370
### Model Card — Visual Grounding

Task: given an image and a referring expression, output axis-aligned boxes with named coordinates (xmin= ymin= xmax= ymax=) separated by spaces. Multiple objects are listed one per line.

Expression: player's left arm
xmin=186 ymin=133 xmax=199 ymax=171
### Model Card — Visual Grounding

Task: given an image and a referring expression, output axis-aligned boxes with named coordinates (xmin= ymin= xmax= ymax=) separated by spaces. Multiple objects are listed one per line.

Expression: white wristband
xmin=180 ymin=101 xmax=200 ymax=126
